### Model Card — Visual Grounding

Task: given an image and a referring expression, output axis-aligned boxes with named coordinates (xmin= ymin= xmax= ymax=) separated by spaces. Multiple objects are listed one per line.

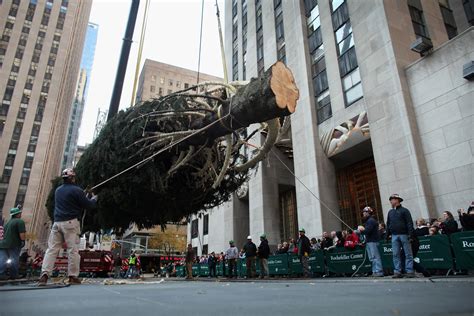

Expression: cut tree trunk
xmin=188 ymin=61 xmax=299 ymax=145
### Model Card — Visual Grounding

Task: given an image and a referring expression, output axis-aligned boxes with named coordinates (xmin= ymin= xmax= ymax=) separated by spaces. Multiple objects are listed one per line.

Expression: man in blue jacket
xmin=358 ymin=207 xmax=383 ymax=277
xmin=38 ymin=168 xmax=97 ymax=286
xmin=386 ymin=194 xmax=415 ymax=278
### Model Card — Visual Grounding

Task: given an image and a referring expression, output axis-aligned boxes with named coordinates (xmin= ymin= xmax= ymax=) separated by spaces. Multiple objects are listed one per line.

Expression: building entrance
xmin=279 ymin=187 xmax=298 ymax=242
xmin=336 ymin=157 xmax=383 ymax=228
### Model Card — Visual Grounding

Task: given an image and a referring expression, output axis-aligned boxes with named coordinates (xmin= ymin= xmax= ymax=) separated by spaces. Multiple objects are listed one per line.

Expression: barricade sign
xmin=379 ymin=242 xmax=395 ymax=270
xmin=176 ymin=265 xmax=184 ymax=277
xmin=325 ymin=247 xmax=371 ymax=274
xmin=239 ymin=258 xmax=259 ymax=277
xmin=192 ymin=264 xmax=200 ymax=276
xmin=290 ymin=252 xmax=325 ymax=275
xmin=200 ymin=265 xmax=209 ymax=276
xmin=268 ymin=254 xmax=290 ymax=275
xmin=379 ymin=235 xmax=453 ymax=270
xmin=450 ymin=231 xmax=474 ymax=270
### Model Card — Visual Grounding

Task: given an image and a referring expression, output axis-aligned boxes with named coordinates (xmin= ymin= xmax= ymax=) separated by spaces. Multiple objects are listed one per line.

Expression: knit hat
xmin=260 ymin=234 xmax=266 ymax=239
xmin=299 ymin=228 xmax=305 ymax=233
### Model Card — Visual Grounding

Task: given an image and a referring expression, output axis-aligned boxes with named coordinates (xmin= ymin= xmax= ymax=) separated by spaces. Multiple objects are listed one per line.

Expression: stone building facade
xmin=0 ymin=0 xmax=92 ymax=252
xmin=185 ymin=0 xmax=473 ymax=255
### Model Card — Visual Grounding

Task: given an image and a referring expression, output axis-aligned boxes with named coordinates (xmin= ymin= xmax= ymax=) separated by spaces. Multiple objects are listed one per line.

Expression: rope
xmin=89 ymin=111 xmax=231 ymax=191
xmin=130 ymin=0 xmax=151 ymax=106
xmin=196 ymin=0 xmax=205 ymax=85
xmin=231 ymin=113 xmax=352 ymax=231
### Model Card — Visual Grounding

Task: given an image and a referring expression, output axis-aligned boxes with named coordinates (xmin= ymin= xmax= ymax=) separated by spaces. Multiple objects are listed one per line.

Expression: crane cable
xmin=130 ymin=0 xmax=151 ymax=106
xmin=196 ymin=0 xmax=205 ymax=85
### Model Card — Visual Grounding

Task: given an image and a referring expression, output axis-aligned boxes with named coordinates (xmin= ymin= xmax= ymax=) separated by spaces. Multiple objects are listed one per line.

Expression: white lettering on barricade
xmin=383 ymin=247 xmax=392 ymax=253
xmin=419 ymin=244 xmax=430 ymax=250
xmin=462 ymin=241 xmax=474 ymax=248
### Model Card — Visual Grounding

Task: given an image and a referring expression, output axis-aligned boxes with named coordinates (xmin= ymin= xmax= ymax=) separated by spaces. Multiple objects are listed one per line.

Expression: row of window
xmin=0 ymin=1 xmax=66 ymax=208
xmin=242 ymin=0 xmax=248 ymax=80
xmin=274 ymin=0 xmax=286 ymax=64
xmin=190 ymin=214 xmax=209 ymax=239
xmin=256 ymin=0 xmax=264 ymax=76
xmin=232 ymin=0 xmax=239 ymax=80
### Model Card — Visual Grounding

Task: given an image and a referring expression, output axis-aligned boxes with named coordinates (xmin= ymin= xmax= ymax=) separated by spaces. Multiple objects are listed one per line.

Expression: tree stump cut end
xmin=270 ymin=61 xmax=300 ymax=113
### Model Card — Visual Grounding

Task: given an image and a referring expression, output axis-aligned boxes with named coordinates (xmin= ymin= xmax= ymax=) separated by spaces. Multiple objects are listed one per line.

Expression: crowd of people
xmin=175 ymin=196 xmax=474 ymax=280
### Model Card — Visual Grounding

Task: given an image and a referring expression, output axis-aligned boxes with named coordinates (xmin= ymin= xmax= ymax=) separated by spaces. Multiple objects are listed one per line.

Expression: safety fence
xmin=175 ymin=231 xmax=474 ymax=277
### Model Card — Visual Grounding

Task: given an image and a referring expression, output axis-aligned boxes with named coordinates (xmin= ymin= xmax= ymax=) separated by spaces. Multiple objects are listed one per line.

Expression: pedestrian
xmin=320 ymin=232 xmax=332 ymax=249
xmin=243 ymin=236 xmax=257 ymax=278
xmin=386 ymin=194 xmax=415 ymax=278
xmin=0 ymin=207 xmax=26 ymax=280
xmin=358 ymin=207 xmax=384 ymax=277
xmin=225 ymin=240 xmax=239 ymax=278
xmin=257 ymin=234 xmax=270 ymax=279
xmin=208 ymin=252 xmax=217 ymax=278
xmin=297 ymin=228 xmax=311 ymax=278
xmin=38 ymin=169 xmax=97 ymax=286
xmin=220 ymin=252 xmax=227 ymax=277
xmin=185 ymin=244 xmax=195 ymax=280
xmin=113 ymin=255 xmax=122 ymax=278
xmin=127 ymin=252 xmax=138 ymax=278
xmin=415 ymin=218 xmax=429 ymax=236
xmin=439 ymin=211 xmax=459 ymax=235
xmin=310 ymin=238 xmax=320 ymax=251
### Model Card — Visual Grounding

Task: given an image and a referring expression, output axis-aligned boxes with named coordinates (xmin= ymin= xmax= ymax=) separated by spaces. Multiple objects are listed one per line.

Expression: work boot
xmin=68 ymin=276 xmax=82 ymax=285
xmin=38 ymin=274 xmax=48 ymax=286
xmin=392 ymin=273 xmax=403 ymax=279
xmin=404 ymin=273 xmax=416 ymax=278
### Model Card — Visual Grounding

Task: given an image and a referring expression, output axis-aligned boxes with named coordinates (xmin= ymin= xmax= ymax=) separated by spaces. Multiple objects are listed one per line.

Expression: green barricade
xmin=379 ymin=235 xmax=453 ymax=270
xmin=268 ymin=254 xmax=290 ymax=275
xmin=450 ymin=231 xmax=474 ymax=270
xmin=239 ymin=257 xmax=260 ymax=277
xmin=192 ymin=264 xmax=200 ymax=277
xmin=417 ymin=235 xmax=453 ymax=269
xmin=216 ymin=263 xmax=223 ymax=276
xmin=176 ymin=265 xmax=185 ymax=277
xmin=200 ymin=265 xmax=209 ymax=276
xmin=325 ymin=247 xmax=371 ymax=274
xmin=289 ymin=252 xmax=325 ymax=275
xmin=379 ymin=242 xmax=395 ymax=270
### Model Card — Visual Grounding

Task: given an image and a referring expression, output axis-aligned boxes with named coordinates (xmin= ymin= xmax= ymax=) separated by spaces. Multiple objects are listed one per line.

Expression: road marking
xmin=102 ymin=287 xmax=121 ymax=295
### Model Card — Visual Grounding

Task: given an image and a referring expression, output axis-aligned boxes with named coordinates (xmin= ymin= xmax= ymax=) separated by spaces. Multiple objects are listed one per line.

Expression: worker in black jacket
xmin=386 ymin=194 xmax=415 ymax=278
xmin=358 ymin=206 xmax=383 ymax=277
xmin=297 ymin=228 xmax=311 ymax=277
xmin=243 ymin=236 xmax=257 ymax=278
xmin=257 ymin=234 xmax=270 ymax=279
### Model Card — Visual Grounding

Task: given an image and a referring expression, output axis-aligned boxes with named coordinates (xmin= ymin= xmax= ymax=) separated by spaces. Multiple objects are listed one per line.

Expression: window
xmin=0 ymin=119 xmax=4 ymax=137
xmin=184 ymin=83 xmax=189 ymax=89
xmin=342 ymin=68 xmax=363 ymax=106
xmin=158 ymin=87 xmax=163 ymax=96
xmin=168 ymin=79 xmax=173 ymax=86
xmin=439 ymin=1 xmax=457 ymax=39
xmin=191 ymin=219 xmax=198 ymax=239
xmin=408 ymin=0 xmax=430 ymax=39
xmin=202 ymin=245 xmax=208 ymax=255
xmin=275 ymin=13 xmax=284 ymax=40
xmin=5 ymin=154 xmax=15 ymax=167
xmin=0 ymin=103 xmax=9 ymax=116
xmin=15 ymin=193 xmax=25 ymax=206
xmin=331 ymin=0 xmax=349 ymax=30
xmin=335 ymin=22 xmax=354 ymax=55
xmin=176 ymin=81 xmax=181 ymax=88
xmin=167 ymin=89 xmax=172 ymax=95
xmin=338 ymin=46 xmax=358 ymax=77
xmin=160 ymin=77 xmax=165 ymax=84
xmin=316 ymin=91 xmax=332 ymax=124
xmin=150 ymin=85 xmax=155 ymax=92
xmin=203 ymin=214 xmax=209 ymax=235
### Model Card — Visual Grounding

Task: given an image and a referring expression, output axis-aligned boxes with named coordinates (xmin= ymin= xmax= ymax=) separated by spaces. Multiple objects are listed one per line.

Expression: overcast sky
xmin=78 ymin=0 xmax=226 ymax=146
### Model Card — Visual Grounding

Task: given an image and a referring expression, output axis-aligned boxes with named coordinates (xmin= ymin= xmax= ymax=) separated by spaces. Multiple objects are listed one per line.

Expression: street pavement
xmin=0 ymin=278 xmax=472 ymax=316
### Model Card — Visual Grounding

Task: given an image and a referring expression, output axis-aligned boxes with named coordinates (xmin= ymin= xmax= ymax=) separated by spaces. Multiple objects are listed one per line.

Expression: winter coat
xmin=386 ymin=205 xmax=414 ymax=236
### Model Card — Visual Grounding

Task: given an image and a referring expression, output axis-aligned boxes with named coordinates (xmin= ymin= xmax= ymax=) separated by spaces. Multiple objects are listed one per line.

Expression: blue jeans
xmin=392 ymin=234 xmax=414 ymax=274
xmin=366 ymin=242 xmax=383 ymax=274
xmin=0 ymin=247 xmax=21 ymax=278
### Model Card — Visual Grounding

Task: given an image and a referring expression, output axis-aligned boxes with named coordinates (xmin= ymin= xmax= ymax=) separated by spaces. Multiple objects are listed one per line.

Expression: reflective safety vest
xmin=129 ymin=256 xmax=137 ymax=265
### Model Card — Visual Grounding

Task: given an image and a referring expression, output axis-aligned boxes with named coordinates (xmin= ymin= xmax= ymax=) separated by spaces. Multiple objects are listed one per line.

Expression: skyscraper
xmin=0 ymin=0 xmax=92 ymax=252
xmin=188 ymin=0 xmax=473 ymax=255
xmin=62 ymin=22 xmax=98 ymax=169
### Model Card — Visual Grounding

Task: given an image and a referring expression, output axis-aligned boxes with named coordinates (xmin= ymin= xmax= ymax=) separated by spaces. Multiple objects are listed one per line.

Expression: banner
xmin=450 ymin=231 xmax=474 ymax=270
xmin=324 ymin=247 xmax=371 ymax=274
xmin=289 ymin=252 xmax=325 ymax=275
xmin=379 ymin=235 xmax=453 ymax=270
xmin=200 ymin=265 xmax=209 ymax=276
xmin=268 ymin=254 xmax=290 ymax=275
xmin=192 ymin=264 xmax=200 ymax=276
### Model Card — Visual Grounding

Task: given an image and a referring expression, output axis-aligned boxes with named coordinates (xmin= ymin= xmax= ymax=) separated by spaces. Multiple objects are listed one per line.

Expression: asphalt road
xmin=0 ymin=279 xmax=472 ymax=316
